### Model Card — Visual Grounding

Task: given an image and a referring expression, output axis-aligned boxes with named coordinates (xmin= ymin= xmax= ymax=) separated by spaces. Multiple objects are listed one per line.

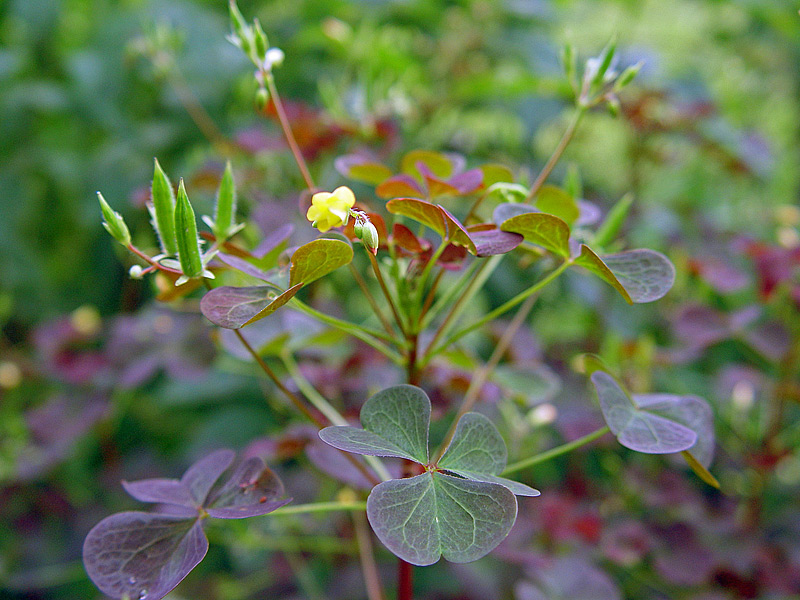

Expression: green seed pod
xmin=255 ymin=87 xmax=269 ymax=110
xmin=253 ymin=18 xmax=268 ymax=63
xmin=353 ymin=220 xmax=364 ymax=237
xmin=361 ymin=221 xmax=379 ymax=252
xmin=614 ymin=61 xmax=643 ymax=91
xmin=174 ymin=179 xmax=204 ymax=279
xmin=97 ymin=192 xmax=131 ymax=246
xmin=213 ymin=161 xmax=237 ymax=240
xmin=151 ymin=158 xmax=178 ymax=255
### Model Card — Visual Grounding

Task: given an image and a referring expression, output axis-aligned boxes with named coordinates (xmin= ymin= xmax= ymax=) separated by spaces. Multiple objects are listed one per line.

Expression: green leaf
xmin=400 ymin=149 xmax=454 ymax=180
xmin=573 ymin=245 xmax=632 ymax=303
xmin=480 ymin=164 xmax=515 ymax=187
xmin=366 ymin=472 xmax=517 ymax=566
xmin=534 ymin=185 xmax=579 ymax=226
xmin=151 ymin=158 xmax=178 ymax=256
xmin=174 ymin=179 xmax=203 ymax=279
xmin=334 ymin=155 xmax=394 ymax=185
xmin=681 ymin=450 xmax=720 ymax=489
xmin=289 ymin=239 xmax=354 ymax=287
xmin=361 ymin=385 xmax=431 ymax=464
xmin=439 ymin=413 xmax=539 ymax=497
xmin=499 ymin=212 xmax=571 ymax=257
xmin=386 ymin=198 xmax=446 ymax=237
xmin=485 ymin=183 xmax=529 ymax=205
xmin=213 ymin=161 xmax=237 ymax=240
xmin=439 ymin=206 xmax=477 ymax=254
xmin=591 ymin=372 xmax=697 ymax=454
xmin=97 ymin=192 xmax=130 ymax=246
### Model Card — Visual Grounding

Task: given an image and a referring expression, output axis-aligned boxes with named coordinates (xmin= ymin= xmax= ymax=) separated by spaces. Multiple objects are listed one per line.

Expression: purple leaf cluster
xmin=83 ymin=449 xmax=290 ymax=600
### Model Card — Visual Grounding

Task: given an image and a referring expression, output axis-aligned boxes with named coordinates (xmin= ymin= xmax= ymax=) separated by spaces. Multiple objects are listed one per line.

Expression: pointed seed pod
xmin=174 ymin=179 xmax=204 ymax=279
xmin=151 ymin=158 xmax=178 ymax=255
xmin=97 ymin=192 xmax=131 ymax=246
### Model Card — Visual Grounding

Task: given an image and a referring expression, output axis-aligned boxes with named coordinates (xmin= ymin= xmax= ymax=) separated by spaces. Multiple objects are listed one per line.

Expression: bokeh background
xmin=1 ymin=0 xmax=799 ymax=598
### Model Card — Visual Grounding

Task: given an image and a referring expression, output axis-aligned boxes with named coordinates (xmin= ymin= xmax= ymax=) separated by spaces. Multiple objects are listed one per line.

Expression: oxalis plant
xmin=84 ymin=4 xmax=718 ymax=599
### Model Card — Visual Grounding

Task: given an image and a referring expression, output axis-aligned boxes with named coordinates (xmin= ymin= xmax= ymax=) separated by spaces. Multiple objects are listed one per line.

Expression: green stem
xmin=280 ymin=351 xmax=393 ymax=482
xmin=264 ymin=72 xmax=315 ymax=191
xmin=349 ymin=262 xmax=395 ymax=337
xmin=525 ymin=107 xmax=585 ymax=202
xmin=412 ymin=239 xmax=448 ymax=329
xmin=270 ymin=500 xmax=367 ymax=516
xmin=502 ymin=426 xmax=610 ymax=475
xmin=366 ymin=250 xmax=408 ymax=337
xmin=420 ymin=258 xmax=482 ymax=331
xmin=426 ymin=259 xmax=570 ymax=362
xmin=289 ymin=298 xmax=404 ymax=364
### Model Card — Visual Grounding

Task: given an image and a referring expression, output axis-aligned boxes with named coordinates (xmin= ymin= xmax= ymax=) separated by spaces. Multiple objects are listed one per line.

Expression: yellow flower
xmin=306 ymin=186 xmax=356 ymax=232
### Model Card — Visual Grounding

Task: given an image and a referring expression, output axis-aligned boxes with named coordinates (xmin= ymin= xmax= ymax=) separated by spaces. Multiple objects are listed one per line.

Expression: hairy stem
xmin=270 ymin=500 xmax=367 ymax=516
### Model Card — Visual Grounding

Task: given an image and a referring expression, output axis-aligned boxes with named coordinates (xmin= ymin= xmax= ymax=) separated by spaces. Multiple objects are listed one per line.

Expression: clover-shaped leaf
xmin=575 ymin=245 xmax=675 ymax=304
xmin=200 ymin=284 xmax=302 ymax=329
xmin=319 ymin=385 xmax=535 ymax=565
xmin=84 ymin=450 xmax=289 ymax=600
xmin=289 ymin=238 xmax=353 ymax=287
xmin=591 ymin=372 xmax=697 ymax=454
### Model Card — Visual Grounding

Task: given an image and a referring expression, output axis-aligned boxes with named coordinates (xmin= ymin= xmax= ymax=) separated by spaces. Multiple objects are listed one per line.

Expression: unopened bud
xmin=253 ymin=18 xmax=268 ymax=62
xmin=255 ymin=87 xmax=269 ymax=110
xmin=129 ymin=265 xmax=145 ymax=279
xmin=264 ymin=47 xmax=284 ymax=71
xmin=360 ymin=221 xmax=379 ymax=252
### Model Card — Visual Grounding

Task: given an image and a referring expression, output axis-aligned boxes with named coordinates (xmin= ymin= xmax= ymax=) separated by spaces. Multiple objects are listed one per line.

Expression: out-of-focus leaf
xmin=401 ymin=149 xmax=454 ymax=179
xmin=376 ymin=175 xmax=425 ymax=199
xmin=367 ymin=472 xmax=517 ymax=566
xmin=180 ymin=449 xmax=236 ymax=506
xmin=83 ymin=513 xmax=207 ymax=600
xmin=573 ymin=245 xmax=633 ymax=304
xmin=480 ymin=164 xmax=514 ymax=187
xmin=206 ymin=457 xmax=290 ymax=518
xmin=500 ymin=212 xmax=571 ymax=257
xmin=289 ymin=238 xmax=354 ymax=287
xmin=493 ymin=202 xmax=537 ymax=225
xmin=591 ymin=372 xmax=697 ymax=454
xmin=534 ymin=185 xmax=579 ymax=226
xmin=334 ymin=154 xmax=393 ymax=185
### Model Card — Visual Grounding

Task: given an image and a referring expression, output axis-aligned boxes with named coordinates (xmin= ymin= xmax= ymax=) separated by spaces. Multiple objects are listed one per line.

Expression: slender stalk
xmin=289 ymin=298 xmax=404 ymax=364
xmin=264 ymin=72 xmax=315 ymax=191
xmin=353 ymin=508 xmax=387 ymax=600
xmin=413 ymin=240 xmax=448 ymax=324
xmin=427 ymin=260 xmax=570 ymax=359
xmin=232 ymin=329 xmax=381 ymax=486
xmin=419 ymin=269 xmax=444 ymax=321
xmin=234 ymin=329 xmax=322 ymax=426
xmin=350 ymin=263 xmax=396 ymax=337
xmin=502 ymin=426 xmax=610 ymax=475
xmin=421 ymin=256 xmax=500 ymax=364
xmin=281 ymin=351 xmax=393 ymax=482
xmin=420 ymin=258 xmax=482 ymax=331
xmin=397 ymin=560 xmax=413 ymax=600
xmin=366 ymin=250 xmax=407 ymax=337
xmin=525 ymin=107 xmax=585 ymax=202
xmin=270 ymin=501 xmax=367 ymax=516
xmin=433 ymin=294 xmax=539 ymax=462
xmin=169 ymin=67 xmax=234 ymax=156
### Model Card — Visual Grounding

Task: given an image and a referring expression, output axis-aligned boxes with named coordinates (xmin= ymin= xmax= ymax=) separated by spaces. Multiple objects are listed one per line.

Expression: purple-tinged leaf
xmin=493 ymin=202 xmax=536 ymax=226
xmin=319 ymin=426 xmax=424 ymax=462
xmin=306 ymin=437 xmax=399 ymax=490
xmin=634 ymin=393 xmax=715 ymax=468
xmin=744 ymin=320 xmax=791 ymax=361
xmin=417 ymin=163 xmax=462 ymax=197
xmin=576 ymin=199 xmax=602 ymax=226
xmin=439 ymin=412 xmax=539 ymax=497
xmin=121 ymin=479 xmax=196 ymax=509
xmin=83 ymin=512 xmax=207 ymax=600
xmin=400 ymin=149 xmax=454 ymax=179
xmin=334 ymin=154 xmax=393 ymax=185
xmin=468 ymin=227 xmax=524 ymax=256
xmin=500 ymin=212 xmax=571 ymax=258
xmin=206 ymin=457 xmax=289 ymax=518
xmin=439 ymin=206 xmax=477 ymax=254
xmin=592 ymin=372 xmax=697 ymax=454
xmin=386 ymin=198 xmax=447 ymax=237
xmin=216 ymin=253 xmax=274 ymax=281
xmin=200 ymin=286 xmax=278 ymax=329
xmin=602 ymin=249 xmax=675 ymax=303
xmin=289 ymin=238 xmax=354 ymax=287
xmin=376 ymin=175 xmax=425 ymax=199
xmin=516 ymin=555 xmax=622 ymax=600
xmin=253 ymin=223 xmax=294 ymax=258
xmin=367 ymin=472 xmax=517 ymax=566
xmin=181 ymin=449 xmax=235 ymax=506
xmin=242 ymin=283 xmax=303 ymax=327
xmin=449 ymin=169 xmax=484 ymax=194
xmin=573 ymin=245 xmax=633 ymax=304
xmin=673 ymin=304 xmax=729 ymax=348
xmin=392 ymin=223 xmax=428 ymax=254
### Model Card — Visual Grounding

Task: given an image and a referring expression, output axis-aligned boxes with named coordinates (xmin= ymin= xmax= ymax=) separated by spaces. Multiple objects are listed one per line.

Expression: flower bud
xmin=360 ymin=221 xmax=379 ymax=253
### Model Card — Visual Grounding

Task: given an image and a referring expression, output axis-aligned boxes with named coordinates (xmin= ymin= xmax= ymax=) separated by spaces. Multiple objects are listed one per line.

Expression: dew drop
xmin=127 ymin=577 xmax=137 ymax=585
xmin=138 ymin=589 xmax=148 ymax=599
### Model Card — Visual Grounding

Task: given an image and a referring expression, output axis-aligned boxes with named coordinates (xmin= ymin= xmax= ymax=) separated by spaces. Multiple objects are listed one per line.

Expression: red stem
xmin=397 ymin=559 xmax=414 ymax=600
